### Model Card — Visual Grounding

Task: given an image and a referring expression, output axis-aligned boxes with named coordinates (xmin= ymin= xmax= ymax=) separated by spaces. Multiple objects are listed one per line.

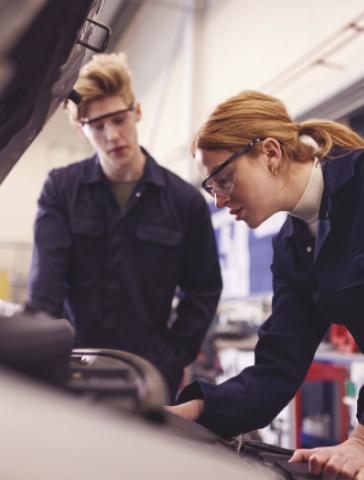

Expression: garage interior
xmin=1 ymin=1 xmax=364 ymax=478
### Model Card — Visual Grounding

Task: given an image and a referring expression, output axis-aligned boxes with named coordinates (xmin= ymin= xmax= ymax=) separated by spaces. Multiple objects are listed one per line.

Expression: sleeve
xmin=27 ymin=171 xmax=71 ymax=318
xmin=357 ymin=385 xmax=364 ymax=424
xmin=177 ymin=249 xmax=328 ymax=438
xmin=163 ymin=193 xmax=222 ymax=369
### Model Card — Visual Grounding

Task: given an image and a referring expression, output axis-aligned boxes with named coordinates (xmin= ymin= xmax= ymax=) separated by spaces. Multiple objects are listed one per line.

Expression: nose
xmin=214 ymin=191 xmax=230 ymax=209
xmin=104 ymin=122 xmax=120 ymax=141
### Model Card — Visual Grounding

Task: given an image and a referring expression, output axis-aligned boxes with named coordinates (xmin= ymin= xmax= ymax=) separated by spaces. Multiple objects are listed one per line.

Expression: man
xmin=27 ymin=52 xmax=222 ymax=399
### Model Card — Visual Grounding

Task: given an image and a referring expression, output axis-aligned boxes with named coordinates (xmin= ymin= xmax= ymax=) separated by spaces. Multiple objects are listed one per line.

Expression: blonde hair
xmin=64 ymin=52 xmax=135 ymax=123
xmin=194 ymin=90 xmax=364 ymax=163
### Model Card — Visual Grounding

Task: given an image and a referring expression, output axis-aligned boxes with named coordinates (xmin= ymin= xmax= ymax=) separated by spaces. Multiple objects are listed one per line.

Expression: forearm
xmin=175 ymin=312 xmax=326 ymax=437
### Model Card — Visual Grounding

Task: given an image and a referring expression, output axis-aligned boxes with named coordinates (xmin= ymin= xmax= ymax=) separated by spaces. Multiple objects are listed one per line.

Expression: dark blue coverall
xmin=28 ymin=149 xmax=222 ymax=398
xmin=179 ymin=147 xmax=364 ymax=437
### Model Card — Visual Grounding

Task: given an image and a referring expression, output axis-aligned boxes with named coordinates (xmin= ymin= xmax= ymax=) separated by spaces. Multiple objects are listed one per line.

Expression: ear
xmin=134 ymin=102 xmax=142 ymax=123
xmin=261 ymin=138 xmax=282 ymax=174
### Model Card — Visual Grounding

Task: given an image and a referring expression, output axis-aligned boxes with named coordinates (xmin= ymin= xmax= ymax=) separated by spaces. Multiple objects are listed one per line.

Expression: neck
xmin=102 ymin=148 xmax=146 ymax=182
xmin=281 ymin=160 xmax=315 ymax=212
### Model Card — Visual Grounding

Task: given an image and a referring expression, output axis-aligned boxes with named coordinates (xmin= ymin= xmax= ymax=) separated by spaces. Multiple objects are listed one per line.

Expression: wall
xmin=116 ymin=0 xmax=364 ymax=171
xmin=194 ymin=0 xmax=364 ymax=118
xmin=0 ymin=111 xmax=92 ymax=299
xmin=116 ymin=0 xmax=200 ymax=179
xmin=2 ymin=0 xmax=364 ymax=300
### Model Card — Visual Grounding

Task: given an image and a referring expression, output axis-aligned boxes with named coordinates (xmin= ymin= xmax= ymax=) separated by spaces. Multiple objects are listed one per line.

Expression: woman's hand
xmin=289 ymin=424 xmax=364 ymax=479
xmin=165 ymin=399 xmax=204 ymax=422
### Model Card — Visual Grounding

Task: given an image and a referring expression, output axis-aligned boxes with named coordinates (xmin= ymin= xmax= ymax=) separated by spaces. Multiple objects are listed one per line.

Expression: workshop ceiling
xmin=100 ymin=1 xmax=364 ymax=120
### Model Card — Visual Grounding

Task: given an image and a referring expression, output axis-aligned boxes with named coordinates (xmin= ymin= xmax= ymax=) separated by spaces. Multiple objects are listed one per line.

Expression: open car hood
xmin=0 ymin=0 xmax=109 ymax=185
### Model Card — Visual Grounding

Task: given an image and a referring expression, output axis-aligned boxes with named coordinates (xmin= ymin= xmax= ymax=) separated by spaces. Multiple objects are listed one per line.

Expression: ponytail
xmin=297 ymin=119 xmax=364 ymax=158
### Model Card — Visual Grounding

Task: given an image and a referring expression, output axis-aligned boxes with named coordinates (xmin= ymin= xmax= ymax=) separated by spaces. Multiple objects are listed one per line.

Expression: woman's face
xmin=197 ymin=138 xmax=286 ymax=228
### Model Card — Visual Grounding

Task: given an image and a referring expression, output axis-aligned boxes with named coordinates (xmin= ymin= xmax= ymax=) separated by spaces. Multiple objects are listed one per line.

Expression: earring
xmin=269 ymin=165 xmax=277 ymax=176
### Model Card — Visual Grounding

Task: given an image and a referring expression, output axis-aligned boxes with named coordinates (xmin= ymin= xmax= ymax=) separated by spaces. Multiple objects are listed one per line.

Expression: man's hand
xmin=289 ymin=424 xmax=364 ymax=479
xmin=165 ymin=399 xmax=204 ymax=422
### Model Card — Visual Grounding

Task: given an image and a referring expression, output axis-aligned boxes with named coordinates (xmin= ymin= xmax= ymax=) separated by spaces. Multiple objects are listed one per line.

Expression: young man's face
xmin=80 ymin=94 xmax=144 ymax=181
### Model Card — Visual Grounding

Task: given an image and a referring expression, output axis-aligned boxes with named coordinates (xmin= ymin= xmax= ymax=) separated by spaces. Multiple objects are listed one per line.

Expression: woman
xmin=167 ymin=90 xmax=364 ymax=479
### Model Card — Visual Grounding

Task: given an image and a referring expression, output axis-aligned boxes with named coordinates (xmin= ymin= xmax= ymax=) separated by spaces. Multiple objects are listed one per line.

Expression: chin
xmin=246 ymin=217 xmax=262 ymax=229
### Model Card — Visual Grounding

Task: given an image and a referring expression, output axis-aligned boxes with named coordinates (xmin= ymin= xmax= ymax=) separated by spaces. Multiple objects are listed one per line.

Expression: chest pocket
xmin=69 ymin=216 xmax=105 ymax=237
xmin=136 ymin=225 xmax=182 ymax=248
xmin=68 ymin=216 xmax=105 ymax=286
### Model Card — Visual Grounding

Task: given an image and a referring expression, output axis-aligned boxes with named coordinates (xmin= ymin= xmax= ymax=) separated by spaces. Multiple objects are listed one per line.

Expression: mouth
xmin=107 ymin=146 xmax=127 ymax=155
xmin=229 ymin=207 xmax=245 ymax=220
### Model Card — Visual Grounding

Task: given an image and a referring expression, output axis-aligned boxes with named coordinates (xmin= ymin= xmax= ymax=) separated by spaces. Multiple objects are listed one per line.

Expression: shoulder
xmin=46 ymin=156 xmax=96 ymax=191
xmin=48 ymin=156 xmax=93 ymax=180
xmin=322 ymin=147 xmax=364 ymax=179
xmin=320 ymin=147 xmax=364 ymax=197
xmin=351 ymin=148 xmax=364 ymax=175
